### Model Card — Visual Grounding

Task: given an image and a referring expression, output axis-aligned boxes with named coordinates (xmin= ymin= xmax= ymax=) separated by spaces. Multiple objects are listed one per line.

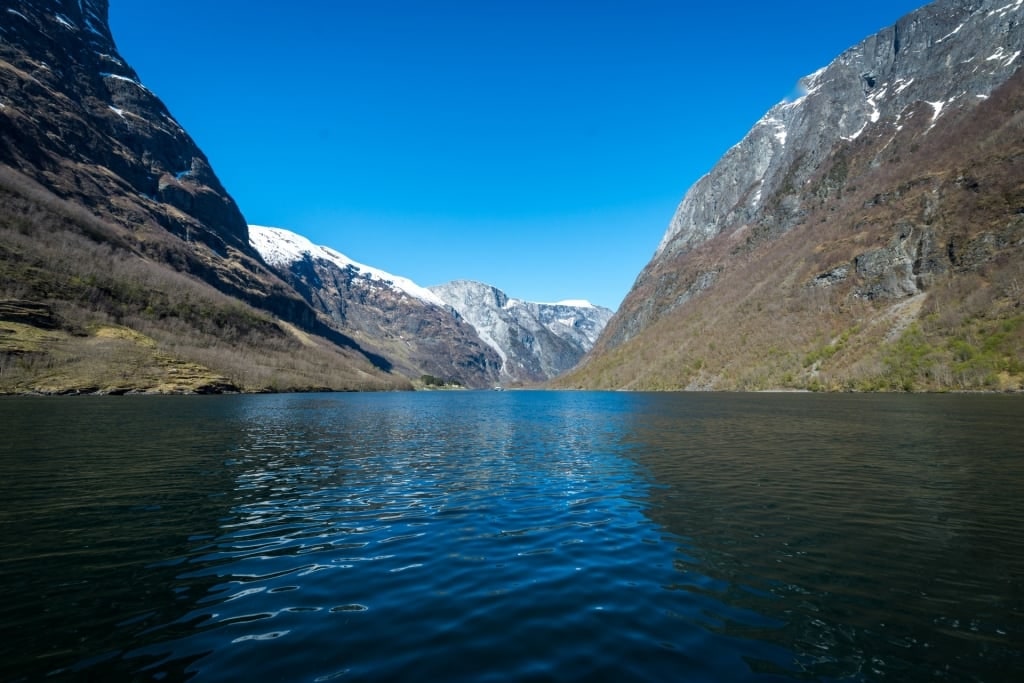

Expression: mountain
xmin=2 ymin=1 xmax=260 ymax=286
xmin=0 ymin=0 xmax=609 ymax=393
xmin=558 ymin=0 xmax=1024 ymax=392
xmin=250 ymin=227 xmax=613 ymax=387
xmin=250 ymin=226 xmax=503 ymax=388
xmin=429 ymin=280 xmax=614 ymax=384
xmin=0 ymin=0 xmax=408 ymax=392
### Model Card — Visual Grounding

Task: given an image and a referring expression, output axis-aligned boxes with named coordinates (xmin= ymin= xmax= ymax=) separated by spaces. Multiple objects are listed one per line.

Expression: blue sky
xmin=109 ymin=1 xmax=926 ymax=310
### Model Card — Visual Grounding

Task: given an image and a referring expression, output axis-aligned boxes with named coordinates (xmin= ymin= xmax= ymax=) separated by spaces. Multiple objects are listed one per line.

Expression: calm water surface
xmin=1 ymin=391 xmax=1022 ymax=681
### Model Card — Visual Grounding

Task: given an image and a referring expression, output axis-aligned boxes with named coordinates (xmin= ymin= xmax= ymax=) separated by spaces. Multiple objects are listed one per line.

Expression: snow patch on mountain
xmin=990 ymin=0 xmax=1024 ymax=18
xmin=550 ymin=299 xmax=595 ymax=308
xmin=53 ymin=13 xmax=76 ymax=30
xmin=100 ymin=72 xmax=152 ymax=94
xmin=249 ymin=225 xmax=447 ymax=308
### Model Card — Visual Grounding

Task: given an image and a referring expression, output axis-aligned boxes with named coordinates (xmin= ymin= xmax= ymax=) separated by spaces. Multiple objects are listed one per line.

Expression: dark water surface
xmin=1 ymin=392 xmax=1022 ymax=681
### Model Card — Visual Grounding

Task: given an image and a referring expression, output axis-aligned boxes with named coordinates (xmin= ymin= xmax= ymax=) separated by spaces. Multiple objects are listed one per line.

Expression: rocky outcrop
xmin=428 ymin=280 xmax=614 ymax=383
xmin=853 ymin=227 xmax=933 ymax=300
xmin=603 ymin=0 xmax=1024 ymax=351
xmin=0 ymin=299 xmax=60 ymax=329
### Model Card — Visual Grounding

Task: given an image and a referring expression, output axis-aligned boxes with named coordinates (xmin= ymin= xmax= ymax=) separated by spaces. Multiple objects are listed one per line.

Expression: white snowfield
xmin=248 ymin=225 xmax=448 ymax=308
xmin=548 ymin=299 xmax=595 ymax=308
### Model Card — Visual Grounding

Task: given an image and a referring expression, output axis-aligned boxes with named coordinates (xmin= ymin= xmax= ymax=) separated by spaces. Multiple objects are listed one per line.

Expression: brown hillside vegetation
xmin=0 ymin=167 xmax=409 ymax=394
xmin=0 ymin=5 xmax=414 ymax=393
xmin=556 ymin=71 xmax=1024 ymax=392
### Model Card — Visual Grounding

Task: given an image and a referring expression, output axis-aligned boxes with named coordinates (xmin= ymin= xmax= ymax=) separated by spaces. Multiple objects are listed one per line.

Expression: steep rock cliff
xmin=0 ymin=0 xmax=328 ymax=325
xmin=0 ymin=0 xmax=253 ymax=249
xmin=604 ymin=0 xmax=1024 ymax=349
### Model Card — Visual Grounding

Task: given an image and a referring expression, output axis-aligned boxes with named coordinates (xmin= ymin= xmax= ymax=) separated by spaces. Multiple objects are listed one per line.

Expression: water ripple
xmin=2 ymin=392 xmax=1023 ymax=682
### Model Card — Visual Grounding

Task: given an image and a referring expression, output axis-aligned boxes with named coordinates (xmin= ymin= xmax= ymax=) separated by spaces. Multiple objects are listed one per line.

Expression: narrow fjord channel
xmin=1 ymin=392 xmax=1022 ymax=681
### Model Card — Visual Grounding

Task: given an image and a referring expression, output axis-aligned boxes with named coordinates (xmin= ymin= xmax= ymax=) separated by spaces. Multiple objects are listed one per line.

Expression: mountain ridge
xmin=429 ymin=280 xmax=614 ymax=384
xmin=655 ymin=0 xmax=1023 ymax=265
xmin=249 ymin=226 xmax=612 ymax=387
xmin=0 ymin=0 xmax=251 ymax=253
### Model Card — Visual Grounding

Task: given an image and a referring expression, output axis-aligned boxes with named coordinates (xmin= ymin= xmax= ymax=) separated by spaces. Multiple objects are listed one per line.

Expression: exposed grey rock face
xmin=657 ymin=0 xmax=1023 ymax=261
xmin=610 ymin=0 xmax=1024 ymax=347
xmin=854 ymin=228 xmax=927 ymax=300
xmin=250 ymin=226 xmax=503 ymax=388
xmin=429 ymin=280 xmax=614 ymax=383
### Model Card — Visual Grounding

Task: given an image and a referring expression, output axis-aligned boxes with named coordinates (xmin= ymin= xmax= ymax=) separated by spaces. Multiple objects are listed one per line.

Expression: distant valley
xmin=2 ymin=0 xmax=1022 ymax=393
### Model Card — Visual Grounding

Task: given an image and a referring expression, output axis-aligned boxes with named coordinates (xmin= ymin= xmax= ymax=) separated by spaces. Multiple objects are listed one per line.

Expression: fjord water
xmin=1 ymin=392 xmax=1022 ymax=682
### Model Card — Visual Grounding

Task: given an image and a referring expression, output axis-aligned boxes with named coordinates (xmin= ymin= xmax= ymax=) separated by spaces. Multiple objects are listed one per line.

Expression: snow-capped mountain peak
xmin=429 ymin=280 xmax=614 ymax=382
xmin=249 ymin=225 xmax=447 ymax=308
xmin=249 ymin=228 xmax=614 ymax=385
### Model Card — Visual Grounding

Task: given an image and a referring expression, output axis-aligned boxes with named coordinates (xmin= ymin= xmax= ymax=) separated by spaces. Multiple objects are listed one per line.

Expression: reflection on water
xmin=0 ymin=392 xmax=1022 ymax=681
